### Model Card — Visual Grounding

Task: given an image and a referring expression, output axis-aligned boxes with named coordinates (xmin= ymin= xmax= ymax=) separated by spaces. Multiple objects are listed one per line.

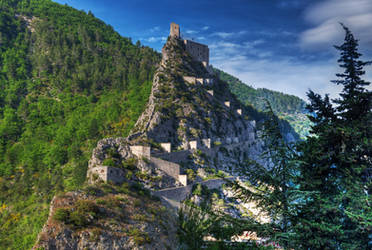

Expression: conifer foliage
xmin=294 ymin=24 xmax=372 ymax=249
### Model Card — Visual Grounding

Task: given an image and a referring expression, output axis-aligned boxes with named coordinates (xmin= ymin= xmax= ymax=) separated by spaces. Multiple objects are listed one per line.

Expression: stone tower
xmin=170 ymin=22 xmax=180 ymax=38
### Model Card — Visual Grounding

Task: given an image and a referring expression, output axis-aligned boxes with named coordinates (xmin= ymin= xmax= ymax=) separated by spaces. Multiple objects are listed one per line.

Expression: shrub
xmin=128 ymin=228 xmax=151 ymax=245
xmin=133 ymin=199 xmax=141 ymax=208
xmin=83 ymin=185 xmax=102 ymax=196
xmin=69 ymin=210 xmax=89 ymax=227
xmin=118 ymin=182 xmax=130 ymax=194
xmin=141 ymin=157 xmax=150 ymax=164
xmin=53 ymin=208 xmax=70 ymax=223
xmin=186 ymin=169 xmax=196 ymax=181
xmin=122 ymin=157 xmax=137 ymax=170
xmin=68 ymin=200 xmax=100 ymax=228
xmin=102 ymin=158 xmax=116 ymax=167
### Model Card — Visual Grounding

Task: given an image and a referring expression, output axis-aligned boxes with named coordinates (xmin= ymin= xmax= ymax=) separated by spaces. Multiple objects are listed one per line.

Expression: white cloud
xmin=185 ymin=29 xmax=197 ymax=34
xmin=202 ymin=26 xmax=210 ymax=31
xmin=300 ymin=0 xmax=372 ymax=50
xmin=149 ymin=26 xmax=160 ymax=33
xmin=146 ymin=36 xmax=167 ymax=43
xmin=209 ymin=40 xmax=371 ymax=100
xmin=211 ymin=31 xmax=247 ymax=39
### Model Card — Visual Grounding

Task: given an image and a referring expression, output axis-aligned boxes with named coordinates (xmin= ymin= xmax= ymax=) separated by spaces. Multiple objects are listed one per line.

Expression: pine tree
xmin=230 ymin=102 xmax=300 ymax=248
xmin=294 ymin=24 xmax=372 ymax=249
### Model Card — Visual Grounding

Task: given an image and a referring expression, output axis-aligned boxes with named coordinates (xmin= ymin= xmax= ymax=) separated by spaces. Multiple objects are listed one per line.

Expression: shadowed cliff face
xmin=131 ymin=36 xmax=259 ymax=151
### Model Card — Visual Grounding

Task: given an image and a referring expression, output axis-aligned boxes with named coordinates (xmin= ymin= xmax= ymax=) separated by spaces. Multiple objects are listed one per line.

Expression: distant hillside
xmin=213 ymin=67 xmax=312 ymax=138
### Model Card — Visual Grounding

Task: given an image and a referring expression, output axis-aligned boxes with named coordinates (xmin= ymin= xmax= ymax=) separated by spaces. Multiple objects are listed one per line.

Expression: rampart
xmin=184 ymin=39 xmax=209 ymax=66
xmin=150 ymin=157 xmax=187 ymax=186
xmin=154 ymin=150 xmax=190 ymax=164
xmin=153 ymin=178 xmax=234 ymax=208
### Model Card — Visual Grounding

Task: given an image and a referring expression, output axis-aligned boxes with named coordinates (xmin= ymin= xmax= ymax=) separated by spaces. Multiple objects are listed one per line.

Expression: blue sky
xmin=54 ymin=0 xmax=372 ymax=101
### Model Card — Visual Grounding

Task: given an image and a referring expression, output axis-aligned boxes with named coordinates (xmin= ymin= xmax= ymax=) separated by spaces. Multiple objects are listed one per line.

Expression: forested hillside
xmin=0 ymin=1 xmax=305 ymax=248
xmin=0 ymin=0 xmax=160 ymax=248
xmin=214 ymin=67 xmax=312 ymax=138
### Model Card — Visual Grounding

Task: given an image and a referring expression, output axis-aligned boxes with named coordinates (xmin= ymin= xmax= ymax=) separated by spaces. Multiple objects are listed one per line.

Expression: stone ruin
xmin=169 ymin=22 xmax=210 ymax=67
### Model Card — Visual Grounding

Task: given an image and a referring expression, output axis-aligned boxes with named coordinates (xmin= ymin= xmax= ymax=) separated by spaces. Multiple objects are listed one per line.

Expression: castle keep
xmin=168 ymin=22 xmax=209 ymax=66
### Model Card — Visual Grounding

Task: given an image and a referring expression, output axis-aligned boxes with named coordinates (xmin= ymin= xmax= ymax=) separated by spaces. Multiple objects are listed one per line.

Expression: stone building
xmin=170 ymin=22 xmax=180 ymax=38
xmin=168 ymin=22 xmax=210 ymax=66
xmin=183 ymin=39 xmax=209 ymax=66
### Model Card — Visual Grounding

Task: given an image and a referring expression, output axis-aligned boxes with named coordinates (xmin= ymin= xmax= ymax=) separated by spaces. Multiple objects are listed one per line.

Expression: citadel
xmin=86 ymin=23 xmax=269 ymax=207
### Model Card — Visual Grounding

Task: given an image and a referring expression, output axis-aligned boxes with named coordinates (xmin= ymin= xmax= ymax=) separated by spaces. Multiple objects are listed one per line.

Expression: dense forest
xmin=215 ymin=67 xmax=312 ymax=138
xmin=0 ymin=0 xmax=160 ymax=248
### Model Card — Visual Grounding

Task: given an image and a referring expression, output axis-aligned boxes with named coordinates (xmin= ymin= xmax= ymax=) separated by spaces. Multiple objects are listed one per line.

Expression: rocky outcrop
xmin=88 ymin=137 xmax=132 ymax=169
xmin=34 ymin=186 xmax=178 ymax=250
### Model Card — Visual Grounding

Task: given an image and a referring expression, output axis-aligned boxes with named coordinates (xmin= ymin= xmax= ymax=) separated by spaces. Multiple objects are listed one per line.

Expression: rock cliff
xmin=33 ymin=184 xmax=178 ymax=250
xmin=35 ymin=30 xmax=292 ymax=250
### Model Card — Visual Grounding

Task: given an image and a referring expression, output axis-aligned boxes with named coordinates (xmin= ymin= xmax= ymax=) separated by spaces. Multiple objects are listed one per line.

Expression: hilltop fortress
xmin=86 ymin=22 xmax=270 ymax=208
xmin=163 ymin=22 xmax=210 ymax=67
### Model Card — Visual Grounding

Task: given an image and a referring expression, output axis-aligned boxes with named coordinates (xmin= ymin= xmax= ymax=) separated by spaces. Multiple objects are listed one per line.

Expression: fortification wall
xmin=154 ymin=150 xmax=190 ymax=164
xmin=150 ymin=157 xmax=181 ymax=181
xmin=88 ymin=166 xmax=125 ymax=184
xmin=184 ymin=40 xmax=209 ymax=65
xmin=153 ymin=178 xmax=234 ymax=208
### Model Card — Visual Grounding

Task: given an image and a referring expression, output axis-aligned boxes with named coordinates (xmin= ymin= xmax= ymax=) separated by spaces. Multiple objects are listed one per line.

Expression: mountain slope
xmin=0 ymin=1 xmax=302 ymax=248
xmin=0 ymin=1 xmax=159 ymax=248
xmin=214 ymin=67 xmax=312 ymax=138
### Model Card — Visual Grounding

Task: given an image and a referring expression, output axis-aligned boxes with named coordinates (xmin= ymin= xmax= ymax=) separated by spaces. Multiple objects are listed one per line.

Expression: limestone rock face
xmin=128 ymin=36 xmax=268 ymax=173
xmin=34 ymin=190 xmax=178 ymax=250
xmin=88 ymin=137 xmax=132 ymax=169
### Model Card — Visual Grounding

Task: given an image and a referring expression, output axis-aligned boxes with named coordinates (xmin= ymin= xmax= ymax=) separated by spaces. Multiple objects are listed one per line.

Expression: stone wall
xmin=88 ymin=166 xmax=125 ymax=184
xmin=184 ymin=39 xmax=209 ymax=65
xmin=154 ymin=150 xmax=190 ymax=164
xmin=153 ymin=178 xmax=234 ymax=208
xmin=189 ymin=140 xmax=198 ymax=150
xmin=183 ymin=76 xmax=196 ymax=84
xmin=150 ymin=157 xmax=186 ymax=185
xmin=160 ymin=143 xmax=171 ymax=153
xmin=129 ymin=146 xmax=150 ymax=158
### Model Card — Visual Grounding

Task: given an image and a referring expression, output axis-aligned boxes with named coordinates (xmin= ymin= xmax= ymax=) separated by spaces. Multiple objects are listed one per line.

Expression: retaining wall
xmin=150 ymin=157 xmax=182 ymax=182
xmin=153 ymin=178 xmax=234 ymax=208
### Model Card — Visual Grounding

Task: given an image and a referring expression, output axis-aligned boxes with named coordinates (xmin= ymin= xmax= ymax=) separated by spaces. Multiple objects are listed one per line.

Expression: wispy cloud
xmin=209 ymin=39 xmax=348 ymax=100
xmin=300 ymin=0 xmax=372 ymax=50
xmin=202 ymin=26 xmax=210 ymax=31
xmin=149 ymin=26 xmax=161 ymax=33
xmin=211 ymin=31 xmax=247 ymax=39
xmin=277 ymin=0 xmax=304 ymax=9
xmin=145 ymin=36 xmax=167 ymax=43
xmin=185 ymin=29 xmax=198 ymax=34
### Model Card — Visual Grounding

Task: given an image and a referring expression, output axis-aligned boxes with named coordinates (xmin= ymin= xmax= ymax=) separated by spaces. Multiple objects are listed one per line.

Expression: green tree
xmin=230 ymin=102 xmax=300 ymax=248
xmin=294 ymin=24 xmax=372 ymax=249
